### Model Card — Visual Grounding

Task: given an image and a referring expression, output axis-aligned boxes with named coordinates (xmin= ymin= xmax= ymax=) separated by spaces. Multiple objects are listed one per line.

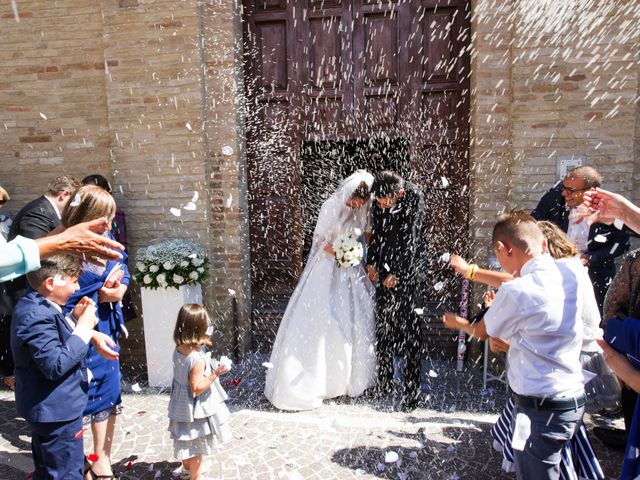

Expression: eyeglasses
xmin=561 ymin=185 xmax=588 ymax=194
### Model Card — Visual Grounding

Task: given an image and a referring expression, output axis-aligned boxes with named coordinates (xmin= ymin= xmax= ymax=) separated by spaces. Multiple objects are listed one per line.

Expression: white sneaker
xmin=172 ymin=465 xmax=190 ymax=479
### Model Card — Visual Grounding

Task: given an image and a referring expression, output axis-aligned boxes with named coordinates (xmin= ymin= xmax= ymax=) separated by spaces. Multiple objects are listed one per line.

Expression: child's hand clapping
xmin=483 ymin=290 xmax=495 ymax=308
xmin=449 ymin=255 xmax=469 ymax=277
xmin=73 ymin=297 xmax=98 ymax=329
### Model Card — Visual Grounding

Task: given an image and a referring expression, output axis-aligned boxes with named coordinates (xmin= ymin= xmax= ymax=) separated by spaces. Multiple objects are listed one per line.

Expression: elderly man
xmin=531 ymin=166 xmax=629 ymax=314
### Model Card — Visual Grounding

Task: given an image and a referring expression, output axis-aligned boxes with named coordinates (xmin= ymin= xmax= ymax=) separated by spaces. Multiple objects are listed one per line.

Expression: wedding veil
xmin=311 ymin=170 xmax=375 ymax=251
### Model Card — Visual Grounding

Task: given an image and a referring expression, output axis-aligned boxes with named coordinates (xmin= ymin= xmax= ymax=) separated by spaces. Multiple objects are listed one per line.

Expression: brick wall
xmin=1 ymin=0 xmax=639 ymax=370
xmin=0 ymin=1 xmax=110 ymax=206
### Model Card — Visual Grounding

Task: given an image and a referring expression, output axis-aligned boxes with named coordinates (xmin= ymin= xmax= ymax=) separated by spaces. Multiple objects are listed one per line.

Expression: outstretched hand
xmin=40 ymin=218 xmax=124 ymax=265
xmin=581 ymin=188 xmax=627 ymax=225
xmin=449 ymin=255 xmax=469 ymax=277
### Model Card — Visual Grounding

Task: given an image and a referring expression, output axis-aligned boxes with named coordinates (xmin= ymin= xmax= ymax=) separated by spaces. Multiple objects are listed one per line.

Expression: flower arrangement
xmin=134 ymin=239 xmax=209 ymax=289
xmin=333 ymin=233 xmax=364 ymax=268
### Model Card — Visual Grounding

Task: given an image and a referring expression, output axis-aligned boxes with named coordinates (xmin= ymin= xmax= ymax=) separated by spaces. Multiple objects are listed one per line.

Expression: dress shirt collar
xmin=43 ymin=195 xmax=62 ymax=220
xmin=44 ymin=298 xmax=63 ymax=313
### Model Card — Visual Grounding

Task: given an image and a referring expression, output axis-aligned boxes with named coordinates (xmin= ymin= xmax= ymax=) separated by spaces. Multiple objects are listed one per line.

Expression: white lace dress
xmin=168 ymin=349 xmax=232 ymax=460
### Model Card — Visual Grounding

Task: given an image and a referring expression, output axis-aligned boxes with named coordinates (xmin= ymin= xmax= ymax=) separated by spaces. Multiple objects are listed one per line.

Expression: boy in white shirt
xmin=481 ymin=212 xmax=586 ymax=479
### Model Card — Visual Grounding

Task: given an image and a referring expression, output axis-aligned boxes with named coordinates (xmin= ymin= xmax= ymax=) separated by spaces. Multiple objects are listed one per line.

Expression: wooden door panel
xmin=243 ymin=0 xmax=471 ymax=349
xmin=255 ymin=20 xmax=289 ymax=91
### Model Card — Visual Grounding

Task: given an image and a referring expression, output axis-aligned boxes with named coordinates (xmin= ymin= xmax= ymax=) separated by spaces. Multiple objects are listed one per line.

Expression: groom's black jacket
xmin=367 ymin=181 xmax=427 ymax=290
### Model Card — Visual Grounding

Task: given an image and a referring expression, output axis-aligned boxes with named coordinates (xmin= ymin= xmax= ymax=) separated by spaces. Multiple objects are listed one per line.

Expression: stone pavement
xmin=0 ymin=356 xmax=624 ymax=479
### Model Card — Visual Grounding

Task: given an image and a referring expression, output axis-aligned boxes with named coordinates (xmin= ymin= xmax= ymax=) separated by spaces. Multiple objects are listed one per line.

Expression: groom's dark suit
xmin=367 ymin=181 xmax=426 ymax=403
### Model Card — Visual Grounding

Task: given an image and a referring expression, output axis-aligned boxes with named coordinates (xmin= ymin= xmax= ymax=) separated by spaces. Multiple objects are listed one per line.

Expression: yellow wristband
xmin=467 ymin=264 xmax=478 ymax=281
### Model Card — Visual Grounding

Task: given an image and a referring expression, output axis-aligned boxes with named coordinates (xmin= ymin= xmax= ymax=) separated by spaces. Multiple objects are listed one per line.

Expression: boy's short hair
xmin=26 ymin=255 xmax=83 ymax=289
xmin=372 ymin=171 xmax=404 ymax=197
xmin=492 ymin=210 xmax=545 ymax=256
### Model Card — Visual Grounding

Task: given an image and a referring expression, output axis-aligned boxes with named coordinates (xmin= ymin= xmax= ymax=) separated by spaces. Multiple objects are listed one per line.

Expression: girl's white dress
xmin=168 ymin=349 xmax=232 ymax=460
xmin=264 ymin=171 xmax=378 ymax=411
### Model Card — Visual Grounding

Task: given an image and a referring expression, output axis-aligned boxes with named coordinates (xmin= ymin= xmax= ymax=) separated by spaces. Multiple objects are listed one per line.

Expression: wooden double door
xmin=242 ymin=0 xmax=471 ymax=348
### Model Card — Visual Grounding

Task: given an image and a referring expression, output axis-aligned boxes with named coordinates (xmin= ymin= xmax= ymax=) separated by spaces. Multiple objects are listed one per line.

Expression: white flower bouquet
xmin=333 ymin=233 xmax=364 ymax=268
xmin=134 ymin=239 xmax=209 ymax=289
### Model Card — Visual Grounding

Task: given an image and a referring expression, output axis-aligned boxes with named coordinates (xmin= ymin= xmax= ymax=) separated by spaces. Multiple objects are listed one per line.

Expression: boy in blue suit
xmin=11 ymin=255 xmax=98 ymax=479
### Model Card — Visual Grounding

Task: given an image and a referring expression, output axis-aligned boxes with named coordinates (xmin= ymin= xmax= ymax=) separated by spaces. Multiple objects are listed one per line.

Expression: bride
xmin=264 ymin=170 xmax=378 ymax=410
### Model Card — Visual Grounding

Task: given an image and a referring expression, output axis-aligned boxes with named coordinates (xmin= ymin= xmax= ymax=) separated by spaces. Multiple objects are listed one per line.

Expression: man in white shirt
xmin=484 ymin=212 xmax=586 ymax=480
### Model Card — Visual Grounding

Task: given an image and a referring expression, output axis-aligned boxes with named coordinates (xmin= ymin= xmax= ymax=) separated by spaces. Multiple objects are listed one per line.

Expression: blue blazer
xmin=11 ymin=290 xmax=89 ymax=423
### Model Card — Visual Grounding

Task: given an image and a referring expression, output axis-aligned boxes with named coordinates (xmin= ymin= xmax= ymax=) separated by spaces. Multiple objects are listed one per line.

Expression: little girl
xmin=168 ymin=304 xmax=232 ymax=480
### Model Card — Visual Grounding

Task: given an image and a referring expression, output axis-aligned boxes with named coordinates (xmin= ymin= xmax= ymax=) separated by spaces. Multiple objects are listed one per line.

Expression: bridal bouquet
xmin=134 ymin=239 xmax=209 ymax=289
xmin=333 ymin=233 xmax=364 ymax=268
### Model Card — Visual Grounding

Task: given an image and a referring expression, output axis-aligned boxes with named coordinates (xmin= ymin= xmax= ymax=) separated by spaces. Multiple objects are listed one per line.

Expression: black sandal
xmin=87 ymin=467 xmax=120 ymax=480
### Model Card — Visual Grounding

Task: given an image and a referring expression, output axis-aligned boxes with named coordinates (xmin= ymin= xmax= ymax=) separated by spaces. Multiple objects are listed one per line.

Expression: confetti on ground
xmin=225 ymin=193 xmax=233 ymax=208
xmin=222 ymin=145 xmax=234 ymax=155
xmin=228 ymin=288 xmax=236 ymax=296
xmin=191 ymin=191 xmax=199 ymax=202
xmin=439 ymin=252 xmax=451 ymax=263
xmin=434 ymin=281 xmax=444 ymax=291
xmin=414 ymin=308 xmax=424 ymax=315
xmin=183 ymin=202 xmax=197 ymax=211
xmin=384 ymin=451 xmax=399 ymax=463
xmin=131 ymin=383 xmax=142 ymax=392
xmin=428 ymin=369 xmax=438 ymax=378
xmin=169 ymin=207 xmax=181 ymax=217
xmin=185 ymin=122 xmax=192 ymax=131
xmin=441 ymin=176 xmax=450 ymax=188
xmin=39 ymin=112 xmax=47 ymax=120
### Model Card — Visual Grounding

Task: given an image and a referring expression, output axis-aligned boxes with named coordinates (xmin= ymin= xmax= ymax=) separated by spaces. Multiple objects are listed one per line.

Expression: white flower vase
xmin=140 ymin=283 xmax=202 ymax=387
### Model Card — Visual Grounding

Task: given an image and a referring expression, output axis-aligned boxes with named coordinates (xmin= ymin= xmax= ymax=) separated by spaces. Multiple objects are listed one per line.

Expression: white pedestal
xmin=140 ymin=284 xmax=202 ymax=387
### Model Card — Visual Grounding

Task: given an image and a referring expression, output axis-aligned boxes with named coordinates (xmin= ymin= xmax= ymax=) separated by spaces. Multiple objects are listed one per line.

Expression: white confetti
xmin=148 ymin=464 xmax=154 ymax=472
xmin=414 ymin=308 xmax=424 ymax=315
xmin=614 ymin=218 xmax=624 ymax=230
xmin=228 ymin=288 xmax=236 ymax=296
xmin=206 ymin=326 xmax=213 ymax=336
xmin=39 ymin=112 xmax=47 ymax=120
xmin=594 ymin=234 xmax=607 ymax=243
xmin=52 ymin=274 xmax=66 ymax=286
xmin=183 ymin=202 xmax=197 ymax=211
xmin=434 ymin=281 xmax=444 ymax=291
xmin=185 ymin=122 xmax=192 ymax=131
xmin=131 ymin=383 xmax=142 ymax=392
xmin=69 ymin=193 xmax=81 ymax=207
xmin=222 ymin=145 xmax=234 ymax=156
xmin=383 ymin=263 xmax=390 ymax=271
xmin=225 ymin=193 xmax=233 ymax=208
xmin=355 ymin=469 xmax=366 ymax=476
xmin=219 ymin=355 xmax=233 ymax=369
xmin=610 ymin=242 xmax=620 ymax=255
xmin=384 ymin=451 xmax=399 ymax=463
xmin=439 ymin=252 xmax=451 ymax=263
xmin=191 ymin=191 xmax=199 ymax=202
xmin=428 ymin=369 xmax=438 ymax=378
xmin=353 ymin=227 xmax=362 ymax=236
xmin=169 ymin=207 xmax=181 ymax=217
xmin=262 ymin=362 xmax=274 ymax=369
xmin=441 ymin=176 xmax=450 ymax=188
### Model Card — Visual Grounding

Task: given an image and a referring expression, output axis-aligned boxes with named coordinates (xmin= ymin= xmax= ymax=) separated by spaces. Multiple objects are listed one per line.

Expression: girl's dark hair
xmin=350 ymin=181 xmax=371 ymax=200
xmin=173 ymin=304 xmax=213 ymax=348
xmin=82 ymin=174 xmax=112 ymax=193
xmin=371 ymin=171 xmax=404 ymax=197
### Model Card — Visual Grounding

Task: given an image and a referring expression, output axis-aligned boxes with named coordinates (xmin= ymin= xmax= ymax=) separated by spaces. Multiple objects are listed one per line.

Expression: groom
xmin=366 ymin=171 xmax=426 ymax=411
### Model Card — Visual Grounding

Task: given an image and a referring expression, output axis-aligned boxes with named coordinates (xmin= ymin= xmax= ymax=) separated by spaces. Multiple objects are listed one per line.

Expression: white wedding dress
xmin=264 ymin=171 xmax=378 ymax=411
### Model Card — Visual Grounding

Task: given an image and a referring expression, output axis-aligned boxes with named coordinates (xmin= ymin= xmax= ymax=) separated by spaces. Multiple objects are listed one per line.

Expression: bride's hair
xmin=350 ymin=181 xmax=371 ymax=200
